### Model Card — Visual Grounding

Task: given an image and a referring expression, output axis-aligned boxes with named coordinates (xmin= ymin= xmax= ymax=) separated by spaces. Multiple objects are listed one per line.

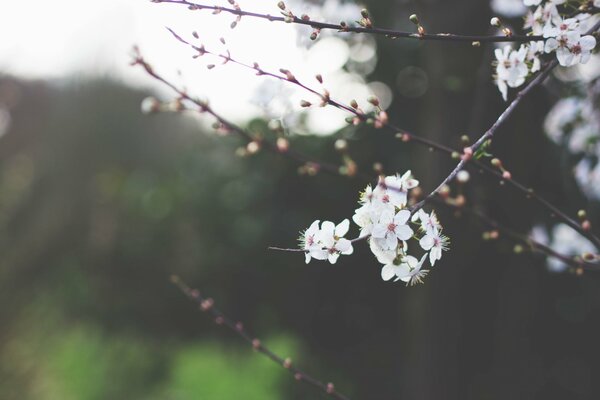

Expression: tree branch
xmin=170 ymin=275 xmax=352 ymax=400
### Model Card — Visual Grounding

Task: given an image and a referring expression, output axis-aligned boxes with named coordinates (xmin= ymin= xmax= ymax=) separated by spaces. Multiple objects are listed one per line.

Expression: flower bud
xmin=246 ymin=141 xmax=260 ymax=154
xmin=490 ymin=17 xmax=501 ymax=27
xmin=367 ymin=95 xmax=380 ymax=106
xmin=456 ymin=170 xmax=470 ymax=183
xmin=462 ymin=147 xmax=473 ymax=160
xmin=409 ymin=14 xmax=419 ymax=25
xmin=252 ymin=339 xmax=261 ymax=349
xmin=350 ymin=99 xmax=358 ymax=109
xmin=283 ymin=358 xmax=292 ymax=368
xmin=582 ymin=220 xmax=591 ymax=231
xmin=300 ymin=100 xmax=312 ymax=108
xmin=277 ymin=1 xmax=286 ymax=10
xmin=315 ymin=74 xmax=323 ymax=84
xmin=513 ymin=244 xmax=524 ymax=254
xmin=200 ymin=298 xmax=214 ymax=311
xmin=326 ymin=383 xmax=335 ymax=394
xmin=577 ymin=210 xmax=587 ymax=220
xmin=582 ymin=252 xmax=595 ymax=262
xmin=491 ymin=158 xmax=502 ymax=168
xmin=502 ymin=170 xmax=511 ymax=180
xmin=361 ymin=9 xmax=369 ymax=18
xmin=141 ymin=97 xmax=161 ymax=114
xmin=335 ymin=139 xmax=348 ymax=151
xmin=276 ymin=137 xmax=289 ymax=153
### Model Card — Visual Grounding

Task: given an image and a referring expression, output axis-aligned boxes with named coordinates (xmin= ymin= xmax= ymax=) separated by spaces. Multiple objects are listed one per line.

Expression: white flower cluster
xmin=544 ymin=80 xmax=600 ymax=200
xmin=532 ymin=224 xmax=598 ymax=272
xmin=300 ymin=171 xmax=449 ymax=286
xmin=493 ymin=0 xmax=598 ymax=100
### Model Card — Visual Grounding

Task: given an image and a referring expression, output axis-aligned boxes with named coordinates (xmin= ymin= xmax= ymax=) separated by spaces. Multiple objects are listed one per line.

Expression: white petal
xmin=420 ymin=235 xmax=435 ymax=251
xmin=395 ymin=225 xmax=414 ymax=241
xmin=580 ymin=35 xmax=597 ymax=51
xmin=395 ymin=209 xmax=411 ymax=225
xmin=328 ymin=252 xmax=340 ymax=264
xmin=335 ymin=219 xmax=350 ymax=237
xmin=381 ymin=265 xmax=396 ymax=281
xmin=319 ymin=221 xmax=334 ymax=238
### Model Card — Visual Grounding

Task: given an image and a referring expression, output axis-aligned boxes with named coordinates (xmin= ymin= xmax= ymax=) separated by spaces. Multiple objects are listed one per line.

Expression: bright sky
xmin=0 ymin=0 xmax=383 ymax=134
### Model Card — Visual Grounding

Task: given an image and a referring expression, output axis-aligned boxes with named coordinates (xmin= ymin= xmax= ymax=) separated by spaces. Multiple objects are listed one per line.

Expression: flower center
xmin=387 ymin=223 xmax=397 ymax=233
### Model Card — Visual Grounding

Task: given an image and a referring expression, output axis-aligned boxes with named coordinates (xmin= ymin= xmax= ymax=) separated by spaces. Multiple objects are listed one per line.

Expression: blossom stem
xmin=435 ymin=198 xmax=600 ymax=271
xmin=412 ymin=20 xmax=600 ymax=249
xmin=154 ymin=0 xmax=543 ymax=43
xmin=170 ymin=275 xmax=352 ymax=400
xmin=163 ymin=27 xmax=600 ymax=249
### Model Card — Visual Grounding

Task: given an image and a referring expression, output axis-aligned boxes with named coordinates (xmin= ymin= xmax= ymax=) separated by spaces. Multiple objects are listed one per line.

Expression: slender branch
xmin=161 ymin=27 xmax=600 ymax=248
xmin=410 ymin=19 xmax=600 ymax=248
xmin=153 ymin=0 xmax=543 ymax=43
xmin=144 ymin=28 xmax=600 ymax=251
xmin=132 ymin=51 xmax=369 ymax=180
xmin=170 ymin=275 xmax=352 ymax=400
xmin=434 ymin=198 xmax=600 ymax=272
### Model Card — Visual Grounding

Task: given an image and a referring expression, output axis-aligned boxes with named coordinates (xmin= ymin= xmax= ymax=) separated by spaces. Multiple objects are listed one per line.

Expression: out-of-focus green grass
xmin=2 ymin=298 xmax=298 ymax=400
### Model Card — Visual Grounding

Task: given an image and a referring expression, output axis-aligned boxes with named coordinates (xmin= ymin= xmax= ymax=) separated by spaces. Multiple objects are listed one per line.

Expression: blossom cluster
xmin=543 ymin=78 xmax=600 ymax=200
xmin=300 ymin=171 xmax=449 ymax=286
xmin=493 ymin=0 xmax=598 ymax=100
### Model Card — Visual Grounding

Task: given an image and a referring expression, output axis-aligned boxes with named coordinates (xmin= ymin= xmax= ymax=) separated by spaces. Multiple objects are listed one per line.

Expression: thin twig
xmin=410 ymin=17 xmax=600 ymax=248
xmin=154 ymin=0 xmax=543 ymax=43
xmin=162 ymin=27 xmax=600 ymax=248
xmin=170 ymin=275 xmax=352 ymax=400
xmin=433 ymin=198 xmax=600 ymax=272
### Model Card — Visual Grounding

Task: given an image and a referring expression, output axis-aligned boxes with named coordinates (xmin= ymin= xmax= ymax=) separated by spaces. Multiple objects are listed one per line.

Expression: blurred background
xmin=1 ymin=0 xmax=600 ymax=399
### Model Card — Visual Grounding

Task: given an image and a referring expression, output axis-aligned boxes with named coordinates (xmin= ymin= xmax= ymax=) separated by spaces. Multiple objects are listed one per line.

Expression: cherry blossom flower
xmin=374 ymin=171 xmax=419 ymax=208
xmin=495 ymin=45 xmax=529 ymax=100
xmin=381 ymin=254 xmax=428 ymax=286
xmin=300 ymin=171 xmax=448 ymax=284
xmin=419 ymin=229 xmax=449 ymax=266
xmin=491 ymin=0 xmax=526 ymax=17
xmin=319 ymin=219 xmax=354 ymax=264
xmin=411 ymin=209 xmax=441 ymax=235
xmin=371 ymin=209 xmax=414 ymax=250
xmin=524 ymin=4 xmax=559 ymax=36
xmin=300 ymin=219 xmax=353 ymax=264
xmin=545 ymin=31 xmax=597 ymax=67
xmin=301 ymin=220 xmax=327 ymax=263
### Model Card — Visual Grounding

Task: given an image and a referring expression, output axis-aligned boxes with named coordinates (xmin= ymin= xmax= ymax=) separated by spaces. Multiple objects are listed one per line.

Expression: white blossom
xmin=545 ymin=31 xmax=597 ymax=67
xmin=300 ymin=219 xmax=353 ymax=264
xmin=381 ymin=254 xmax=428 ymax=286
xmin=495 ymin=45 xmax=529 ymax=100
xmin=490 ymin=0 xmax=526 ymax=18
xmin=411 ymin=209 xmax=441 ymax=235
xmin=371 ymin=209 xmax=413 ymax=251
xmin=373 ymin=170 xmax=419 ymax=208
xmin=419 ymin=229 xmax=449 ymax=266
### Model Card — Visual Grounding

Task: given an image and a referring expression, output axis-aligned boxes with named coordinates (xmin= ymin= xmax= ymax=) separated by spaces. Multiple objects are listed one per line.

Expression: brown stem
xmin=154 ymin=0 xmax=543 ymax=43
xmin=170 ymin=275 xmax=352 ymax=400
xmin=162 ymin=27 xmax=600 ymax=249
